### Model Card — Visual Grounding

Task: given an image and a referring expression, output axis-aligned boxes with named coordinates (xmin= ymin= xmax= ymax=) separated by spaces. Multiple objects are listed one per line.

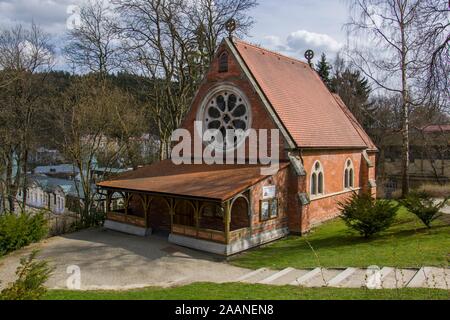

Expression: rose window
xmin=201 ymin=86 xmax=251 ymax=150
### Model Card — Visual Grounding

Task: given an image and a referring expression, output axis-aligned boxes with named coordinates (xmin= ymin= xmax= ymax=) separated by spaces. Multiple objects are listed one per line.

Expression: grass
xmin=44 ymin=283 xmax=449 ymax=300
xmin=229 ymin=206 xmax=450 ymax=269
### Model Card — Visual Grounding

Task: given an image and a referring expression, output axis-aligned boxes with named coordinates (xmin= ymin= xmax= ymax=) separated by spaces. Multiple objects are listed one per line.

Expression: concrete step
xmin=237 ymin=268 xmax=280 ymax=283
xmin=271 ymin=269 xmax=311 ymax=286
xmin=258 ymin=268 xmax=296 ymax=284
xmin=379 ymin=268 xmax=418 ymax=289
xmin=236 ymin=268 xmax=267 ymax=282
xmin=408 ymin=267 xmax=450 ymax=289
xmin=289 ymin=268 xmax=343 ymax=287
xmin=303 ymin=269 xmax=344 ymax=287
xmin=327 ymin=268 xmax=357 ymax=287
xmin=337 ymin=267 xmax=394 ymax=288
xmin=290 ymin=268 xmax=322 ymax=286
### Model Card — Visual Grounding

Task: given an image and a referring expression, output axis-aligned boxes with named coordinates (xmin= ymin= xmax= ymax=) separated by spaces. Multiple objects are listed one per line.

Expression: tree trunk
xmin=400 ymin=5 xmax=410 ymax=198
xmin=22 ymin=149 xmax=28 ymax=208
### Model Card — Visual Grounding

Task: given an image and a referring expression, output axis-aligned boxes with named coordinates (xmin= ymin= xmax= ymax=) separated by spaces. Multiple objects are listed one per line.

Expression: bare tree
xmin=346 ymin=0 xmax=426 ymax=197
xmin=64 ymin=0 xmax=120 ymax=76
xmin=189 ymin=0 xmax=258 ymax=71
xmin=413 ymin=0 xmax=449 ymax=115
xmin=0 ymin=24 xmax=54 ymax=213
xmin=114 ymin=0 xmax=257 ymax=159
xmin=115 ymin=0 xmax=202 ymax=159
xmin=54 ymin=77 xmax=142 ymax=225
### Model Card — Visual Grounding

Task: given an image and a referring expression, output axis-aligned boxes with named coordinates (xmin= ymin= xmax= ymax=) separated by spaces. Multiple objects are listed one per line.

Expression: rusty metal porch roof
xmin=97 ymin=160 xmax=290 ymax=202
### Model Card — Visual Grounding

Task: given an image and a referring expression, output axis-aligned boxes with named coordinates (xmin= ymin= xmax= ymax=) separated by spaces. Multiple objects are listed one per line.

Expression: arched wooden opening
xmin=148 ymin=196 xmax=172 ymax=231
xmin=230 ymin=195 xmax=250 ymax=231
xmin=199 ymin=202 xmax=224 ymax=232
xmin=127 ymin=194 xmax=145 ymax=218
xmin=109 ymin=192 xmax=126 ymax=213
xmin=174 ymin=199 xmax=196 ymax=227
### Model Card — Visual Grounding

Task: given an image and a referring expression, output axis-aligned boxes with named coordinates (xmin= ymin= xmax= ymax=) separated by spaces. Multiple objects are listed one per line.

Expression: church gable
xmin=180 ymin=39 xmax=289 ymax=158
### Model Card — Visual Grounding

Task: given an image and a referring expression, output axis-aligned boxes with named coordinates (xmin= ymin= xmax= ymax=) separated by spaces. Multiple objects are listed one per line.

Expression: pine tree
xmin=331 ymin=68 xmax=374 ymax=129
xmin=315 ymin=53 xmax=333 ymax=90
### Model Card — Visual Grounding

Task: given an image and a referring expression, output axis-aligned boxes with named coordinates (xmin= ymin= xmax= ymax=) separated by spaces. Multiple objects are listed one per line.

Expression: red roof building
xmin=98 ymin=37 xmax=377 ymax=255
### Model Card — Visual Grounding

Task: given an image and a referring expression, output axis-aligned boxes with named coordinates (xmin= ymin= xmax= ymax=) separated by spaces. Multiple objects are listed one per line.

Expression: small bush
xmin=0 ymin=211 xmax=48 ymax=256
xmin=400 ymin=192 xmax=449 ymax=228
xmin=0 ymin=251 xmax=53 ymax=300
xmin=338 ymin=193 xmax=399 ymax=238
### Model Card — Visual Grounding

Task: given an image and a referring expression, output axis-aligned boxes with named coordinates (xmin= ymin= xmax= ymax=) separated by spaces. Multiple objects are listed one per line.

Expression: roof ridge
xmin=233 ymin=37 xmax=310 ymax=66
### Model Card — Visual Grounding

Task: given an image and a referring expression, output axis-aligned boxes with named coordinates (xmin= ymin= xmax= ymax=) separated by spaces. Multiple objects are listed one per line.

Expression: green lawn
xmin=230 ymin=207 xmax=450 ymax=269
xmin=44 ymin=283 xmax=449 ymax=300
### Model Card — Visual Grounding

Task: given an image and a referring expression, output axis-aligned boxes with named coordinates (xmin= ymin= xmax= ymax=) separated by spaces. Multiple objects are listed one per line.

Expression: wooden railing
xmin=107 ymin=212 xmax=146 ymax=228
xmin=172 ymin=224 xmax=251 ymax=244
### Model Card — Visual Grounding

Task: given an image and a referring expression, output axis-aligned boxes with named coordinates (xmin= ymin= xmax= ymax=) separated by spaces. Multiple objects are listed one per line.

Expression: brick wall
xmin=249 ymin=165 xmax=290 ymax=236
xmin=289 ymin=149 xmax=375 ymax=232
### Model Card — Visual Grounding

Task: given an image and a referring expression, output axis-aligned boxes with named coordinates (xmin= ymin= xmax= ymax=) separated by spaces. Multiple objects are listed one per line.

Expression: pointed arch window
xmin=344 ymin=159 xmax=355 ymax=189
xmin=311 ymin=161 xmax=324 ymax=197
xmin=218 ymin=51 xmax=229 ymax=73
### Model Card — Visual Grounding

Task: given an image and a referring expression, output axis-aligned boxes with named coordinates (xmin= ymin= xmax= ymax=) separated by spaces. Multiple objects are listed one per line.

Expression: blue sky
xmin=0 ymin=0 xmax=349 ymax=68
xmin=250 ymin=0 xmax=348 ymax=59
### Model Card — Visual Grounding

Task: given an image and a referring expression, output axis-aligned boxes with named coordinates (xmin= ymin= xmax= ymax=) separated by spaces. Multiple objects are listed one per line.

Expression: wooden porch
xmin=102 ymin=189 xmax=252 ymax=246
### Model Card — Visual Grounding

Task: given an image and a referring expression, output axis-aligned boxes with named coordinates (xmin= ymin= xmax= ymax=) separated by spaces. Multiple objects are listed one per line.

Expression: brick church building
xmin=98 ymin=37 xmax=377 ymax=256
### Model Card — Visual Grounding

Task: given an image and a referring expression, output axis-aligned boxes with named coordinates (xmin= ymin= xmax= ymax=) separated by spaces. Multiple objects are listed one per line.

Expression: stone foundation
xmin=104 ymin=220 xmax=152 ymax=237
xmin=169 ymin=227 xmax=289 ymax=256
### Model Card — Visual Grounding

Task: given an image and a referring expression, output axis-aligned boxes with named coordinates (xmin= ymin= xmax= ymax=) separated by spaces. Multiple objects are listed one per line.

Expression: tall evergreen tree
xmin=331 ymin=68 xmax=374 ymax=129
xmin=316 ymin=53 xmax=333 ymax=90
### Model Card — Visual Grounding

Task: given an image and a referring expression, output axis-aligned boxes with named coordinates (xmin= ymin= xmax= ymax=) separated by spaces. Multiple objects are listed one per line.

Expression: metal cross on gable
xmin=226 ymin=18 xmax=237 ymax=38
xmin=305 ymin=49 xmax=314 ymax=67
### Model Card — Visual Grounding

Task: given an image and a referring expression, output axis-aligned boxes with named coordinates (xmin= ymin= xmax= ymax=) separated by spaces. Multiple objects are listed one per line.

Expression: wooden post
xmin=140 ymin=195 xmax=152 ymax=229
xmin=194 ymin=201 xmax=200 ymax=237
xmin=224 ymin=201 xmax=231 ymax=244
xmin=106 ymin=191 xmax=112 ymax=213
xmin=163 ymin=198 xmax=175 ymax=232
xmin=124 ymin=193 xmax=131 ymax=216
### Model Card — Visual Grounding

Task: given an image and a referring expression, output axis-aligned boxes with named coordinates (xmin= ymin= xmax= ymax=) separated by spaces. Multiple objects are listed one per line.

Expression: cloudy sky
xmin=0 ymin=0 xmax=349 ymax=69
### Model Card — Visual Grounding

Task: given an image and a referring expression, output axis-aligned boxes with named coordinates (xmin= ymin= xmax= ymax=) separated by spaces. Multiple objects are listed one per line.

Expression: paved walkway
xmin=0 ymin=228 xmax=448 ymax=291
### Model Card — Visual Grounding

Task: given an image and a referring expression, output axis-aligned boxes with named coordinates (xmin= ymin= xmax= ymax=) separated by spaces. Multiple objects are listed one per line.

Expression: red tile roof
xmin=233 ymin=39 xmax=372 ymax=149
xmin=332 ymin=94 xmax=378 ymax=151
xmin=98 ymin=160 xmax=290 ymax=202
xmin=420 ymin=125 xmax=450 ymax=133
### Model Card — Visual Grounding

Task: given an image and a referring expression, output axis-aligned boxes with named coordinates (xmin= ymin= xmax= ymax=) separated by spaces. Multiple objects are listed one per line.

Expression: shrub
xmin=0 ymin=251 xmax=53 ymax=300
xmin=338 ymin=193 xmax=399 ymax=238
xmin=0 ymin=211 xmax=48 ymax=256
xmin=400 ymin=192 xmax=449 ymax=228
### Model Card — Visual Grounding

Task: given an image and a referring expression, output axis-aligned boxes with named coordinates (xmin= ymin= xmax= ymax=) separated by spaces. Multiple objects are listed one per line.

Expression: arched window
xmin=344 ymin=159 xmax=355 ymax=189
xmin=311 ymin=161 xmax=324 ymax=196
xmin=311 ymin=173 xmax=317 ymax=195
xmin=218 ymin=51 xmax=229 ymax=73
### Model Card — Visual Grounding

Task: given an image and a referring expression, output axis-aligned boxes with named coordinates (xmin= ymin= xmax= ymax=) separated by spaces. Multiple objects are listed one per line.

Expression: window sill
xmin=310 ymin=188 xmax=361 ymax=202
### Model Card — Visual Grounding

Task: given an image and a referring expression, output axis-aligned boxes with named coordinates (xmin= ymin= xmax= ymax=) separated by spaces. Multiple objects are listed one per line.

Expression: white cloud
xmin=261 ymin=30 xmax=343 ymax=61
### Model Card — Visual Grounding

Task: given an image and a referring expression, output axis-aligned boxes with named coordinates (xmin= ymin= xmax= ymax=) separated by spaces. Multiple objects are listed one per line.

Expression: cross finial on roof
xmin=305 ymin=49 xmax=314 ymax=67
xmin=225 ymin=18 xmax=237 ymax=38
